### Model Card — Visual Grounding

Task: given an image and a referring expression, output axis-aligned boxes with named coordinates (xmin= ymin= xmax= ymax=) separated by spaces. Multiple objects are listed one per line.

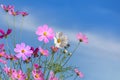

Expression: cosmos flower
xmin=36 ymin=24 xmax=55 ymax=43
xmin=49 ymin=71 xmax=58 ymax=80
xmin=0 ymin=51 xmax=5 ymax=57
xmin=0 ymin=29 xmax=12 ymax=39
xmin=4 ymin=65 xmax=16 ymax=77
xmin=32 ymin=69 xmax=44 ymax=80
xmin=39 ymin=47 xmax=49 ymax=56
xmin=51 ymin=46 xmax=58 ymax=53
xmin=76 ymin=32 xmax=88 ymax=43
xmin=34 ymin=64 xmax=41 ymax=69
xmin=74 ymin=69 xmax=84 ymax=78
xmin=0 ymin=59 xmax=6 ymax=64
xmin=1 ymin=4 xmax=14 ymax=12
xmin=19 ymin=11 xmax=28 ymax=17
xmin=13 ymin=70 xmax=26 ymax=80
xmin=31 ymin=47 xmax=39 ymax=57
xmin=9 ymin=9 xmax=20 ymax=16
xmin=0 ymin=44 xmax=4 ymax=52
xmin=54 ymin=32 xmax=68 ymax=48
xmin=14 ymin=43 xmax=33 ymax=60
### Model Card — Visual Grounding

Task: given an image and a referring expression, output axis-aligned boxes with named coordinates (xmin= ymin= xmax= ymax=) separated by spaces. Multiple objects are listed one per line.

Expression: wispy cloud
xmin=0 ymin=9 xmax=120 ymax=59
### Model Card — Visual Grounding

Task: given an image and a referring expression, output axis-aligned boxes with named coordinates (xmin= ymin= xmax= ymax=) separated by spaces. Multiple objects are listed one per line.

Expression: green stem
xmin=62 ymin=42 xmax=80 ymax=67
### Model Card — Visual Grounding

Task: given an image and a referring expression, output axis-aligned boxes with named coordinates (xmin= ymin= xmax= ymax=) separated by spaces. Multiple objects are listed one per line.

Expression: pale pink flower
xmin=0 ymin=59 xmax=6 ymax=64
xmin=13 ymin=70 xmax=26 ymax=80
xmin=74 ymin=69 xmax=84 ymax=78
xmin=32 ymin=69 xmax=44 ymax=80
xmin=1 ymin=4 xmax=14 ymax=12
xmin=36 ymin=24 xmax=54 ymax=43
xmin=39 ymin=47 xmax=49 ymax=56
xmin=9 ymin=9 xmax=20 ymax=16
xmin=14 ymin=43 xmax=33 ymax=60
xmin=49 ymin=71 xmax=58 ymax=80
xmin=0 ymin=44 xmax=4 ymax=51
xmin=0 ymin=51 xmax=5 ymax=57
xmin=76 ymin=32 xmax=88 ymax=43
xmin=4 ymin=65 xmax=16 ymax=77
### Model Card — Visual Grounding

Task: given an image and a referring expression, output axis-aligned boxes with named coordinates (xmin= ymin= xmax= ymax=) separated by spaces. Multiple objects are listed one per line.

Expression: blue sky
xmin=0 ymin=0 xmax=120 ymax=80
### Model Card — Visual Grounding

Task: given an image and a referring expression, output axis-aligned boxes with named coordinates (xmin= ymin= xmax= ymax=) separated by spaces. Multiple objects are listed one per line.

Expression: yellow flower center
xmin=21 ymin=50 xmax=25 ymax=53
xmin=43 ymin=32 xmax=47 ymax=36
xmin=57 ymin=39 xmax=61 ymax=43
xmin=17 ymin=74 xmax=21 ymax=78
xmin=35 ymin=74 xmax=39 ymax=78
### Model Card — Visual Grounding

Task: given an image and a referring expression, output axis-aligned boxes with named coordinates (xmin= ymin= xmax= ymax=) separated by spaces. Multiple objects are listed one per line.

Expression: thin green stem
xmin=62 ymin=42 xmax=80 ymax=67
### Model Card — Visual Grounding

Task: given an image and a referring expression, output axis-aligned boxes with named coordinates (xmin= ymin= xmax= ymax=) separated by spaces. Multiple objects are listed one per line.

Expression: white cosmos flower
xmin=54 ymin=32 xmax=68 ymax=48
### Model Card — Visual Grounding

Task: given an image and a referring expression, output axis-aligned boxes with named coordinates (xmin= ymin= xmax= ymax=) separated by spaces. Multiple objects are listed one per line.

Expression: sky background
xmin=0 ymin=0 xmax=120 ymax=80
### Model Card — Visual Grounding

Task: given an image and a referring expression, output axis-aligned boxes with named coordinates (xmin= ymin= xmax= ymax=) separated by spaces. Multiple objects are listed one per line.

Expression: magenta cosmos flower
xmin=1 ymin=4 xmax=14 ymax=12
xmin=0 ymin=29 xmax=12 ymax=39
xmin=36 ymin=24 xmax=55 ymax=43
xmin=12 ymin=70 xmax=26 ymax=80
xmin=14 ymin=43 xmax=33 ymax=60
xmin=76 ymin=32 xmax=88 ymax=43
xmin=74 ymin=69 xmax=84 ymax=78
xmin=32 ymin=69 xmax=44 ymax=80
xmin=20 ymin=11 xmax=28 ymax=17
xmin=39 ymin=47 xmax=49 ymax=56
xmin=49 ymin=71 xmax=58 ymax=80
xmin=9 ymin=9 xmax=20 ymax=16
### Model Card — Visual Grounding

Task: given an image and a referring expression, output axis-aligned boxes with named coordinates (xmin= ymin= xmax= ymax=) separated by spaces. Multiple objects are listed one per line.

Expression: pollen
xmin=57 ymin=39 xmax=61 ymax=43
xmin=43 ymin=32 xmax=47 ymax=36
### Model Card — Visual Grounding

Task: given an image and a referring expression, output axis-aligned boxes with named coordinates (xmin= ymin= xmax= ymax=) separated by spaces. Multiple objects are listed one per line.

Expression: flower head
xmin=76 ymin=32 xmax=88 ymax=43
xmin=0 ymin=44 xmax=4 ymax=52
xmin=51 ymin=46 xmax=58 ymax=53
xmin=32 ymin=69 xmax=44 ymax=80
xmin=49 ymin=71 xmax=58 ymax=80
xmin=34 ymin=64 xmax=41 ymax=69
xmin=9 ymin=9 xmax=20 ymax=16
xmin=39 ymin=47 xmax=49 ymax=56
xmin=13 ymin=70 xmax=26 ymax=80
xmin=54 ymin=32 xmax=68 ymax=48
xmin=36 ymin=24 xmax=55 ymax=43
xmin=74 ymin=69 xmax=84 ymax=78
xmin=0 ymin=51 xmax=5 ymax=57
xmin=20 ymin=11 xmax=28 ymax=17
xmin=0 ymin=59 xmax=6 ymax=64
xmin=1 ymin=4 xmax=14 ymax=12
xmin=0 ymin=29 xmax=12 ymax=39
xmin=14 ymin=43 xmax=33 ymax=60
xmin=31 ymin=47 xmax=39 ymax=57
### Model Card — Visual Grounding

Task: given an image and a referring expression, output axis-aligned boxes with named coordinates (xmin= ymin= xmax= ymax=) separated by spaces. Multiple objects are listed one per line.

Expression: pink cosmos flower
xmin=34 ymin=64 xmax=41 ymax=69
xmin=0 ymin=51 xmax=5 ymax=57
xmin=14 ymin=43 xmax=33 ymax=60
xmin=0 ymin=59 xmax=6 ymax=64
xmin=4 ymin=65 xmax=16 ymax=77
xmin=39 ymin=47 xmax=49 ymax=56
xmin=32 ymin=69 xmax=44 ymax=80
xmin=51 ymin=46 xmax=58 ymax=53
xmin=1 ymin=4 xmax=14 ymax=12
xmin=76 ymin=32 xmax=88 ymax=43
xmin=13 ymin=70 xmax=26 ymax=80
xmin=74 ymin=69 xmax=84 ymax=78
xmin=49 ymin=71 xmax=58 ymax=80
xmin=20 ymin=11 xmax=28 ymax=17
xmin=9 ymin=9 xmax=20 ymax=16
xmin=0 ymin=29 xmax=12 ymax=39
xmin=0 ymin=44 xmax=4 ymax=51
xmin=36 ymin=24 xmax=55 ymax=43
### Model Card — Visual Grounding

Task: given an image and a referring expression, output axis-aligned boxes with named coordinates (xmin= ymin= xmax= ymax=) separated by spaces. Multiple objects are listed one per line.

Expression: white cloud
xmin=0 ymin=9 xmax=120 ymax=58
